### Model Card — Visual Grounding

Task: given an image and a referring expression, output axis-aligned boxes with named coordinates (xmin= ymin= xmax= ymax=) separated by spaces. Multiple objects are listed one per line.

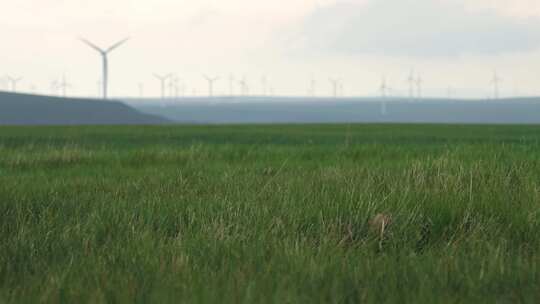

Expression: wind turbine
xmin=57 ymin=74 xmax=71 ymax=97
xmin=154 ymin=74 xmax=171 ymax=99
xmin=80 ymin=37 xmax=129 ymax=99
xmin=379 ymin=77 xmax=388 ymax=98
xmin=173 ymin=77 xmax=180 ymax=99
xmin=138 ymin=83 xmax=144 ymax=98
xmin=204 ymin=75 xmax=220 ymax=97
xmin=329 ymin=78 xmax=340 ymax=98
xmin=309 ymin=77 xmax=317 ymax=97
xmin=416 ymin=75 xmax=423 ymax=99
xmin=379 ymin=77 xmax=390 ymax=116
xmin=407 ymin=70 xmax=415 ymax=101
xmin=491 ymin=70 xmax=502 ymax=100
xmin=6 ymin=76 xmax=23 ymax=92
xmin=168 ymin=74 xmax=178 ymax=98
xmin=180 ymin=83 xmax=187 ymax=97
xmin=50 ymin=80 xmax=59 ymax=96
xmin=238 ymin=77 xmax=249 ymax=96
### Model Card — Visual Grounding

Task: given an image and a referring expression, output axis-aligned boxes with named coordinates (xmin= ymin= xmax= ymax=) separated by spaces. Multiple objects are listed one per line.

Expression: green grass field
xmin=1 ymin=124 xmax=540 ymax=303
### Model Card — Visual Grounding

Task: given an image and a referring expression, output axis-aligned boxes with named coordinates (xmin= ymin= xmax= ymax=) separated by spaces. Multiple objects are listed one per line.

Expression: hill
xmin=126 ymin=96 xmax=540 ymax=124
xmin=0 ymin=91 xmax=169 ymax=125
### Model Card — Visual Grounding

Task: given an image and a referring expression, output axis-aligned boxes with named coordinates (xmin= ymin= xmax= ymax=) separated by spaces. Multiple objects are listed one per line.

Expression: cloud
xmin=291 ymin=0 xmax=540 ymax=57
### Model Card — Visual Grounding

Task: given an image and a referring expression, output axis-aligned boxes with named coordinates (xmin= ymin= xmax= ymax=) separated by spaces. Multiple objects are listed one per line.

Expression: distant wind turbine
xmin=491 ymin=70 xmax=502 ymax=100
xmin=172 ymin=77 xmax=180 ymax=99
xmin=309 ymin=77 xmax=317 ymax=97
xmin=168 ymin=74 xmax=178 ymax=98
xmin=57 ymin=74 xmax=71 ymax=97
xmin=238 ymin=77 xmax=249 ymax=96
xmin=407 ymin=70 xmax=415 ymax=101
xmin=79 ymin=37 xmax=129 ymax=99
xmin=6 ymin=76 xmax=23 ymax=92
xmin=379 ymin=77 xmax=388 ymax=98
xmin=204 ymin=75 xmax=220 ymax=97
xmin=379 ymin=77 xmax=389 ymax=116
xmin=181 ymin=83 xmax=187 ymax=97
xmin=50 ymin=80 xmax=59 ymax=96
xmin=416 ymin=75 xmax=423 ymax=99
xmin=329 ymin=78 xmax=340 ymax=98
xmin=154 ymin=74 xmax=171 ymax=99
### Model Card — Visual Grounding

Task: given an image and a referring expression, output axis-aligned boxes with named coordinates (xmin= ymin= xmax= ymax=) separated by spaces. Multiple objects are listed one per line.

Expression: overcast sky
xmin=1 ymin=0 xmax=540 ymax=98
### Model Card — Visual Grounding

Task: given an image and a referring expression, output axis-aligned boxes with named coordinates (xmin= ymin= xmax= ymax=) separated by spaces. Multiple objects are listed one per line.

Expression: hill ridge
xmin=0 ymin=92 xmax=169 ymax=125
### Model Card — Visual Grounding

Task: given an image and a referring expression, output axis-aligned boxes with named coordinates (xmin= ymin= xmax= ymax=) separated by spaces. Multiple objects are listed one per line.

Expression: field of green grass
xmin=1 ymin=124 xmax=540 ymax=303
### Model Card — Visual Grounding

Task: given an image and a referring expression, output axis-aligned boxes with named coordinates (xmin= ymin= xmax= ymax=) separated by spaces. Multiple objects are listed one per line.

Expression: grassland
xmin=1 ymin=124 xmax=540 ymax=303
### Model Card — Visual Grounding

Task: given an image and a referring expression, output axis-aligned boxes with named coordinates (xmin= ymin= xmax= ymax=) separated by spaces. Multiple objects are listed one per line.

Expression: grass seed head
xmin=370 ymin=213 xmax=392 ymax=235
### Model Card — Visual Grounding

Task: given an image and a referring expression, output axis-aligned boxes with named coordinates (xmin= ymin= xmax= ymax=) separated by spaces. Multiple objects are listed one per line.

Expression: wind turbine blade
xmin=79 ymin=38 xmax=104 ymax=53
xmin=106 ymin=37 xmax=130 ymax=53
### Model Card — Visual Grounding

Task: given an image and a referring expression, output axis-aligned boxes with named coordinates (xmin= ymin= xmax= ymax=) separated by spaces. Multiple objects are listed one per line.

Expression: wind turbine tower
xmin=50 ymin=80 xmax=59 ymax=96
xmin=309 ymin=78 xmax=317 ymax=97
xmin=138 ymin=83 xmax=144 ymax=98
xmin=379 ymin=77 xmax=389 ymax=116
xmin=173 ymin=77 xmax=180 ymax=99
xmin=416 ymin=75 xmax=423 ymax=99
xmin=379 ymin=77 xmax=389 ymax=98
xmin=80 ymin=37 xmax=129 ymax=99
xmin=181 ymin=83 xmax=187 ymax=97
xmin=168 ymin=74 xmax=178 ymax=98
xmin=6 ymin=76 xmax=23 ymax=92
xmin=57 ymin=74 xmax=71 ymax=97
xmin=491 ymin=71 xmax=502 ymax=100
xmin=407 ymin=70 xmax=415 ymax=101
xmin=329 ymin=78 xmax=340 ymax=98
xmin=204 ymin=75 xmax=220 ymax=97
xmin=238 ymin=77 xmax=249 ymax=96
xmin=154 ymin=74 xmax=171 ymax=99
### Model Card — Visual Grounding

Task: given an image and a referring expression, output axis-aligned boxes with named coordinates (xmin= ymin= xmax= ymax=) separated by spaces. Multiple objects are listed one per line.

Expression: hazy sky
xmin=2 ymin=0 xmax=540 ymax=98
